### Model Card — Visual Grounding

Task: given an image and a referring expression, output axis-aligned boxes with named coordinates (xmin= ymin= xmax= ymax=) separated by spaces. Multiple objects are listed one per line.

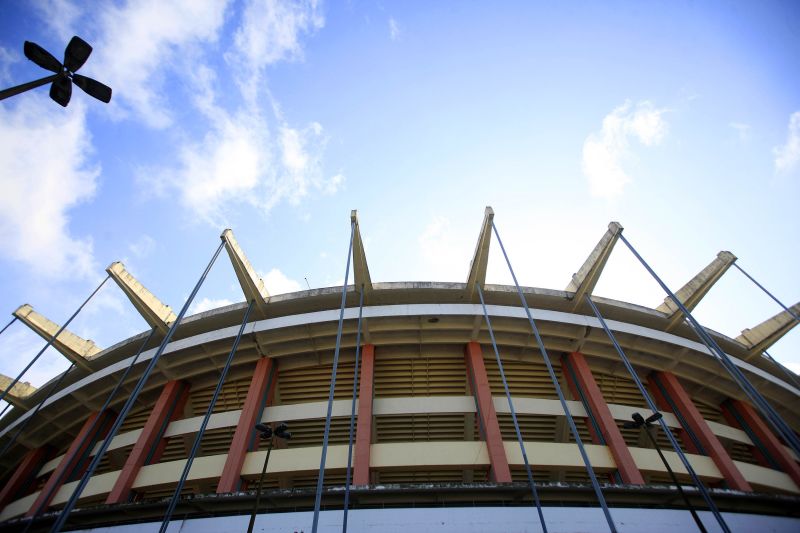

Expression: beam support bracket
xmin=107 ymin=262 xmax=176 ymax=334
xmin=737 ymin=301 xmax=800 ymax=360
xmin=13 ymin=304 xmax=98 ymax=371
xmin=466 ymin=206 xmax=494 ymax=302
xmin=221 ymin=229 xmax=269 ymax=315
xmin=566 ymin=222 xmax=623 ymax=311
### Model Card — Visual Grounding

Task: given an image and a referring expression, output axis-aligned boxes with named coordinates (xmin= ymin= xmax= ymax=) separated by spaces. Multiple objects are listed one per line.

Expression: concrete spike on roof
xmin=351 ymin=210 xmax=373 ymax=296
xmin=0 ymin=374 xmax=36 ymax=410
xmin=566 ymin=222 xmax=623 ymax=311
xmin=106 ymin=262 xmax=176 ymax=334
xmin=465 ymin=206 xmax=494 ymax=302
xmin=12 ymin=304 xmax=98 ymax=371
xmin=738 ymin=302 xmax=800 ymax=361
xmin=221 ymin=229 xmax=269 ymax=316
xmin=657 ymin=251 xmax=737 ymax=331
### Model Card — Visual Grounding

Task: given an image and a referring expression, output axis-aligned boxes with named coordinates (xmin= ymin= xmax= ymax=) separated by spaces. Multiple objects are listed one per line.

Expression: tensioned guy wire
xmin=618 ymin=234 xmax=800 ymax=460
xmin=490 ymin=221 xmax=617 ymax=533
xmin=763 ymin=350 xmax=800 ymax=389
xmin=342 ymin=285 xmax=364 ymax=533
xmin=311 ymin=220 xmax=355 ymax=533
xmin=476 ymin=283 xmax=547 ymax=533
xmin=585 ymin=295 xmax=729 ymax=533
xmin=21 ymin=327 xmax=158 ymax=533
xmin=732 ymin=262 xmax=799 ymax=322
xmin=0 ymin=316 xmax=17 ymax=337
xmin=0 ymin=363 xmax=76 ymax=459
xmin=0 ymin=274 xmax=110 ymax=407
xmin=51 ymin=240 xmax=226 ymax=533
xmin=159 ymin=300 xmax=255 ymax=533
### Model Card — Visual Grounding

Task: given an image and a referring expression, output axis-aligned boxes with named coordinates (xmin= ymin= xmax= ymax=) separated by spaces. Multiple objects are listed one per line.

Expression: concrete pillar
xmin=648 ymin=372 xmax=751 ymax=491
xmin=27 ymin=410 xmax=116 ymax=516
xmin=217 ymin=358 xmax=276 ymax=493
xmin=106 ymin=381 xmax=190 ymax=504
xmin=562 ymin=352 xmax=644 ymax=484
xmin=721 ymin=399 xmax=800 ymax=487
xmin=353 ymin=344 xmax=375 ymax=485
xmin=0 ymin=446 xmax=49 ymax=510
xmin=464 ymin=341 xmax=512 ymax=483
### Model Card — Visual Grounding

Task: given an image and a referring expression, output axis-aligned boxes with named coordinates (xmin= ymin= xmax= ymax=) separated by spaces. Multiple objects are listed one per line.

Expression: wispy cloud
xmin=189 ymin=296 xmax=234 ymax=315
xmin=129 ymin=235 xmax=156 ymax=259
xmin=582 ymin=100 xmax=667 ymax=198
xmin=262 ymin=268 xmax=303 ymax=294
xmin=0 ymin=97 xmax=98 ymax=279
xmin=389 ymin=17 xmax=401 ymax=41
xmin=774 ymin=111 xmax=800 ymax=173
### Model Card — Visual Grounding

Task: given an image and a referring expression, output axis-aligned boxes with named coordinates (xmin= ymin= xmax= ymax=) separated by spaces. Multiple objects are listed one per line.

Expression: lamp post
xmin=0 ymin=36 xmax=111 ymax=106
xmin=624 ymin=412 xmax=707 ymax=533
xmin=246 ymin=422 xmax=291 ymax=533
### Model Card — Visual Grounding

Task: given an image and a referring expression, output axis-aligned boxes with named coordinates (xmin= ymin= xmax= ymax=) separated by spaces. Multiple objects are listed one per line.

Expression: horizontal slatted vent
xmin=277 ymin=362 xmax=356 ymax=404
xmin=498 ymin=413 xmax=558 ymax=442
xmin=484 ymin=357 xmax=561 ymax=399
xmin=593 ymin=372 xmax=649 ymax=408
xmin=375 ymin=414 xmax=470 ymax=443
xmin=374 ymin=354 xmax=467 ymax=397
xmin=189 ymin=375 xmax=252 ymax=415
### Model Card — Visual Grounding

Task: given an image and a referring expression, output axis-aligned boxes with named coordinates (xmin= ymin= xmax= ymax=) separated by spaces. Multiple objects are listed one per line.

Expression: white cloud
xmin=773 ymin=111 xmax=800 ymax=173
xmin=32 ymin=0 xmax=84 ymax=42
xmin=389 ymin=18 xmax=401 ymax=41
xmin=0 ymin=97 xmax=98 ymax=279
xmin=418 ymin=216 xmax=472 ymax=281
xmin=582 ymin=100 xmax=667 ymax=198
xmin=0 ymin=46 xmax=19 ymax=85
xmin=129 ymin=234 xmax=156 ymax=258
xmin=189 ymin=297 xmax=234 ymax=315
xmin=93 ymin=0 xmax=230 ymax=128
xmin=263 ymin=268 xmax=303 ymax=294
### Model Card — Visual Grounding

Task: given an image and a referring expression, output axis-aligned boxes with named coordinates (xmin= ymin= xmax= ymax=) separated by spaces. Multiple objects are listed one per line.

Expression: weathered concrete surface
xmin=107 ymin=262 xmax=176 ymax=334
xmin=13 ymin=304 xmax=98 ymax=371
xmin=351 ymin=210 xmax=373 ymax=294
xmin=0 ymin=374 xmax=36 ymax=409
xmin=738 ymin=302 xmax=800 ymax=360
xmin=566 ymin=221 xmax=623 ymax=310
xmin=657 ymin=251 xmax=736 ymax=331
xmin=465 ymin=206 xmax=494 ymax=302
xmin=221 ymin=229 xmax=269 ymax=315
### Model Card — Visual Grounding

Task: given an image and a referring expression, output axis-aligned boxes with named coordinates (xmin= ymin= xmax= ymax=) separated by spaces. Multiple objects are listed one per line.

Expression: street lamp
xmin=246 ymin=422 xmax=291 ymax=533
xmin=624 ymin=412 xmax=707 ymax=533
xmin=0 ymin=36 xmax=111 ymax=106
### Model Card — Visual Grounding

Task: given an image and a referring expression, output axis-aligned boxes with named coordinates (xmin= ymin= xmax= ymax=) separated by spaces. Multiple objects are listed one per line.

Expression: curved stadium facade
xmin=1 ymin=209 xmax=799 ymax=532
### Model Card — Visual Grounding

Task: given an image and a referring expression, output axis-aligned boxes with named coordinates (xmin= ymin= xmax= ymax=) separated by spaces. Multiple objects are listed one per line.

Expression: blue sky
xmin=0 ymin=1 xmax=798 ymax=403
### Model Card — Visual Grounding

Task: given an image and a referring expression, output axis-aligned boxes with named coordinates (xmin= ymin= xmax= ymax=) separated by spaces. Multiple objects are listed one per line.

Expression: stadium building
xmin=0 ymin=208 xmax=798 ymax=532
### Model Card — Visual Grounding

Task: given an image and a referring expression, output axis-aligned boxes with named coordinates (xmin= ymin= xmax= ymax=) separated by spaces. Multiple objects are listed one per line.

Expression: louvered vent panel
xmin=593 ymin=372 xmax=648 ymax=408
xmin=375 ymin=414 xmax=469 ymax=443
xmin=694 ymin=400 xmax=725 ymax=423
xmin=277 ymin=362 xmax=356 ymax=404
xmin=728 ymin=441 xmax=759 ymax=464
xmin=92 ymin=444 xmax=133 ymax=476
xmin=497 ymin=413 xmax=558 ymax=442
xmin=619 ymin=426 xmax=689 ymax=453
xmin=188 ymin=374 xmax=252 ymax=415
xmin=159 ymin=436 xmax=188 ymax=463
xmin=563 ymin=470 xmax=592 ymax=483
xmin=510 ymin=468 xmax=551 ymax=483
xmin=118 ymin=405 xmax=152 ymax=433
xmin=198 ymin=426 xmax=235 ymax=457
xmin=377 ymin=470 xmax=471 ymax=484
xmin=374 ymin=355 xmax=467 ymax=397
xmin=269 ymin=417 xmax=351 ymax=448
xmin=484 ymin=357 xmax=560 ymax=399
xmin=290 ymin=472 xmax=347 ymax=489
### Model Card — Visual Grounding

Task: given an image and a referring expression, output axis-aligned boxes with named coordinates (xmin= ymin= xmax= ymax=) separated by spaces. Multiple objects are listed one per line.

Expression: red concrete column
xmin=649 ymin=371 xmax=752 ymax=491
xmin=217 ymin=357 xmax=277 ymax=493
xmin=722 ymin=399 xmax=800 ymax=487
xmin=0 ymin=446 xmax=49 ymax=509
xmin=464 ymin=342 xmax=512 ymax=483
xmin=27 ymin=409 xmax=116 ymax=516
xmin=562 ymin=352 xmax=645 ymax=485
xmin=353 ymin=344 xmax=375 ymax=486
xmin=106 ymin=380 xmax=190 ymax=504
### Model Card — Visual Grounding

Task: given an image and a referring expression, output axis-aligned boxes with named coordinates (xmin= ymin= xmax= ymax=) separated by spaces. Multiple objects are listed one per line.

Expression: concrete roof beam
xmin=738 ymin=302 xmax=800 ymax=361
xmin=466 ymin=206 xmax=494 ymax=302
xmin=220 ymin=229 xmax=269 ymax=315
xmin=657 ymin=251 xmax=737 ymax=331
xmin=0 ymin=374 xmax=36 ymax=409
xmin=566 ymin=222 xmax=623 ymax=311
xmin=351 ymin=210 xmax=373 ymax=296
xmin=106 ymin=262 xmax=176 ymax=334
xmin=12 ymin=304 xmax=98 ymax=371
